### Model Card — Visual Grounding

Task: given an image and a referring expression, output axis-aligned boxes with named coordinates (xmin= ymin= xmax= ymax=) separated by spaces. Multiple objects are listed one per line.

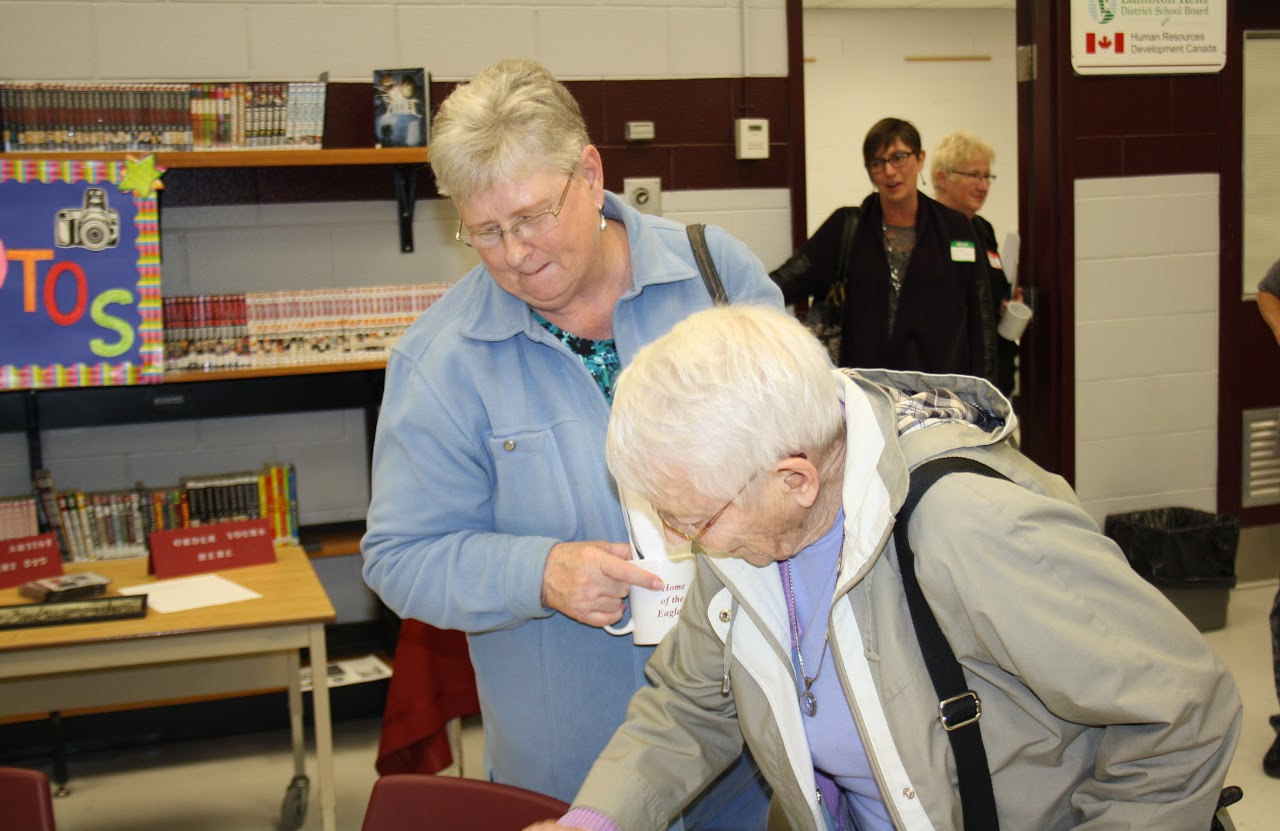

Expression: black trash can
xmin=1103 ymin=507 xmax=1239 ymax=632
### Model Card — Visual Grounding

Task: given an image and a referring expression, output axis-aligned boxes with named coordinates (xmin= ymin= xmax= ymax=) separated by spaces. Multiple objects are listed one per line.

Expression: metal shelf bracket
xmin=394 ymin=166 xmax=418 ymax=253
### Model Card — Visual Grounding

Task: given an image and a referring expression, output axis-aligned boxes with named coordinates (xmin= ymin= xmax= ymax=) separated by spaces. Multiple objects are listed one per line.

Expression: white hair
xmin=606 ymin=305 xmax=843 ymax=510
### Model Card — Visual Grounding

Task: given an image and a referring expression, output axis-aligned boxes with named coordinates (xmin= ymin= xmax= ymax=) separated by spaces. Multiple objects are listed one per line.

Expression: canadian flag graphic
xmin=1086 ymin=32 xmax=1125 ymax=54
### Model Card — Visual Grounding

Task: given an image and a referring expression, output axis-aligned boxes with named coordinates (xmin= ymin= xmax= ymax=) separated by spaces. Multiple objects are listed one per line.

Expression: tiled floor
xmin=28 ymin=583 xmax=1280 ymax=829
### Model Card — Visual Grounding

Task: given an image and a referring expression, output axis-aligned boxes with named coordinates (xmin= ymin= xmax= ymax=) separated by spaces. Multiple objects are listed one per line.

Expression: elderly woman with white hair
xmin=527 ymin=304 xmax=1240 ymax=831
xmin=362 ymin=58 xmax=778 ymax=828
xmin=932 ymin=130 xmax=1021 ymax=397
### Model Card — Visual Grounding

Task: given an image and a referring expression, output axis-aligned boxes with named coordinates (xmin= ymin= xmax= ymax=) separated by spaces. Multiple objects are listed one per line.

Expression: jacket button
xmin=718 ymin=609 xmax=731 ymax=622
xmin=503 ymin=439 xmax=516 ymax=451
xmin=902 ymin=787 xmax=916 ymax=800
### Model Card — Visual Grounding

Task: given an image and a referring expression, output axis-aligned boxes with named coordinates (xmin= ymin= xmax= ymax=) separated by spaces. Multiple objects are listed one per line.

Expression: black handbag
xmin=806 ymin=207 xmax=858 ymax=365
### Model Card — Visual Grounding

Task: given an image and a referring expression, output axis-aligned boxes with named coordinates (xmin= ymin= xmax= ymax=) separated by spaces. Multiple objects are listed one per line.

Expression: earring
xmin=599 ymin=210 xmax=607 ymax=231
xmin=920 ymin=172 xmax=927 ymax=187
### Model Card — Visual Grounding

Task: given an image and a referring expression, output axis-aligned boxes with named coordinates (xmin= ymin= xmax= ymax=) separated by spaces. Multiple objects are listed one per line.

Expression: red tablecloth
xmin=376 ymin=619 xmax=481 ymax=775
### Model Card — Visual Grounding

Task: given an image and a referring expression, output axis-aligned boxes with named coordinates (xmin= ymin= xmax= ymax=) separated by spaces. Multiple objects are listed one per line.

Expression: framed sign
xmin=1072 ymin=0 xmax=1227 ymax=76
xmin=1 ymin=157 xmax=164 ymax=389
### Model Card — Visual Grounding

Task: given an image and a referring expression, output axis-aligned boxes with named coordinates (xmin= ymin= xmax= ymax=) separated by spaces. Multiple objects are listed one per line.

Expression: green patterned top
xmin=535 ymin=313 xmax=622 ymax=404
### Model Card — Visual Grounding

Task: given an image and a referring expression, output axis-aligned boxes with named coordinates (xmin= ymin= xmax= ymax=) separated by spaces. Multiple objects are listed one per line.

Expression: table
xmin=0 ymin=546 xmax=338 ymax=830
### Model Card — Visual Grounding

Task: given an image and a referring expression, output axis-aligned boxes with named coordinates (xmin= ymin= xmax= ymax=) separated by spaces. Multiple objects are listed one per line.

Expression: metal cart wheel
xmin=279 ymin=774 xmax=310 ymax=830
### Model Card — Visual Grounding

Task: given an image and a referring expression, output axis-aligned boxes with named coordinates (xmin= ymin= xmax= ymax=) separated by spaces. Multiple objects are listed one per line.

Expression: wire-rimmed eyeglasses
xmin=657 ymin=474 xmax=758 ymax=545
xmin=949 ymin=170 xmax=997 ymax=183
xmin=866 ymin=151 xmax=916 ymax=174
xmin=456 ymin=172 xmax=574 ymax=249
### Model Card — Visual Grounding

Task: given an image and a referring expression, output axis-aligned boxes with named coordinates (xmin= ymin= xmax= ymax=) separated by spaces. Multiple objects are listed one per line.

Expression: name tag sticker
xmin=950 ymin=241 xmax=976 ymax=262
xmin=987 ymin=250 xmax=1003 ymax=270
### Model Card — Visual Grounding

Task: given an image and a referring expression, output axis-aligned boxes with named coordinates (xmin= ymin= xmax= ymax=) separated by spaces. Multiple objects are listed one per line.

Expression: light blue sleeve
xmin=361 ymin=346 xmax=559 ymax=633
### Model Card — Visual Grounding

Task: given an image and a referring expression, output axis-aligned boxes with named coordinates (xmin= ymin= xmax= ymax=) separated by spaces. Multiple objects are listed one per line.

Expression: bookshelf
xmin=0 ymin=147 xmax=426 ymax=169
xmin=0 ymin=362 xmax=386 ymax=558
xmin=0 ymin=143 xmax=426 ymax=558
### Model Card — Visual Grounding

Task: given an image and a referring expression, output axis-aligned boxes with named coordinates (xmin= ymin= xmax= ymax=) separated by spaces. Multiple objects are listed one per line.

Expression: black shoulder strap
xmin=893 ymin=455 xmax=1010 ymax=831
xmin=832 ymin=207 xmax=860 ymax=300
xmin=686 ymin=223 xmax=728 ymax=306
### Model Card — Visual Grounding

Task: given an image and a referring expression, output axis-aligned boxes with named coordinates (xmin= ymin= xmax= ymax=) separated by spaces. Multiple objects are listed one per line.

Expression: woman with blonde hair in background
xmin=932 ymin=129 xmax=1021 ymax=398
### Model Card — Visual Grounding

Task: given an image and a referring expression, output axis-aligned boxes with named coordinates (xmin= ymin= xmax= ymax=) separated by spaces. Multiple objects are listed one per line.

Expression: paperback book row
xmin=162 ymin=283 xmax=450 ymax=371
xmin=22 ymin=464 xmax=300 ymax=562
xmin=0 ymin=80 xmax=327 ymax=153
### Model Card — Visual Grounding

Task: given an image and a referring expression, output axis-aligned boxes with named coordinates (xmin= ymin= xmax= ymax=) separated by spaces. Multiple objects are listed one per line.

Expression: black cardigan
xmin=772 ymin=193 xmax=995 ymax=383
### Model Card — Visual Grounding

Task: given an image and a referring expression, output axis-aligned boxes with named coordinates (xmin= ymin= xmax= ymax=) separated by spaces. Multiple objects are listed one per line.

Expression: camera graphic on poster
xmin=54 ymin=187 xmax=121 ymax=251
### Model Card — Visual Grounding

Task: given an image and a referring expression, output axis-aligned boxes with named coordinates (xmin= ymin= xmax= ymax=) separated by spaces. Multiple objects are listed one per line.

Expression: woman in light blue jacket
xmin=360 ymin=59 xmax=780 ymax=828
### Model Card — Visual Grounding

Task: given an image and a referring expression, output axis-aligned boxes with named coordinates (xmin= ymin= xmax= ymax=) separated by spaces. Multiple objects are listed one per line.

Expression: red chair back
xmin=0 ymin=766 xmax=57 ymax=831
xmin=361 ymin=774 xmax=568 ymax=831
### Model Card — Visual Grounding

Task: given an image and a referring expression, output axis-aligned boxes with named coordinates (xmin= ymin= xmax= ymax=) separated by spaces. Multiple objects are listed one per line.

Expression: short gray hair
xmin=430 ymin=59 xmax=591 ymax=200
xmin=930 ymin=130 xmax=995 ymax=184
xmin=606 ymin=305 xmax=843 ymax=510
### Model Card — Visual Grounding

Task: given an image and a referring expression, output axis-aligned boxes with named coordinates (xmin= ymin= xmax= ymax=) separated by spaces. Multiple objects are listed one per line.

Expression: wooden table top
xmin=0 ymin=546 xmax=335 ymax=653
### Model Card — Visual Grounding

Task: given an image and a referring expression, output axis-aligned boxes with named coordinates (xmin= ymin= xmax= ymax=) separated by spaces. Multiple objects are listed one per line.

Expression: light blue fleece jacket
xmin=361 ymin=191 xmax=783 ymax=802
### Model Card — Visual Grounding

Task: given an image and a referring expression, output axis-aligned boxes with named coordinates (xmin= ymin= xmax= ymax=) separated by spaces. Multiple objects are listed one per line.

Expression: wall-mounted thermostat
xmin=735 ymin=118 xmax=769 ymax=160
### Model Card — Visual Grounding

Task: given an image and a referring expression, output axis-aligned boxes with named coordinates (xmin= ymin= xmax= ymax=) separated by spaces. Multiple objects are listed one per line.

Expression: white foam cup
xmin=998 ymin=300 xmax=1033 ymax=343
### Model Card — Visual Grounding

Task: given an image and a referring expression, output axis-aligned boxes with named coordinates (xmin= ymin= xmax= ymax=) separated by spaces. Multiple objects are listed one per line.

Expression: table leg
xmin=286 ymin=650 xmax=306 ymax=776
xmin=308 ymin=622 xmax=336 ymax=831
xmin=50 ymin=710 xmax=71 ymax=797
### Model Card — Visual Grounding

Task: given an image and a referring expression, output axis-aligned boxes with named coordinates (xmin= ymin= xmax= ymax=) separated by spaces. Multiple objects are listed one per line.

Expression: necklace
xmin=784 ymin=533 xmax=845 ymax=717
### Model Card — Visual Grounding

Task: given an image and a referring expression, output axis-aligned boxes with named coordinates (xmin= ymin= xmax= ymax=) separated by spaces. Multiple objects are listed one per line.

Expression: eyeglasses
xmin=866 ymin=151 xmax=917 ymax=174
xmin=456 ymin=172 xmax=574 ymax=249
xmin=949 ymin=170 xmax=997 ymax=183
xmin=657 ymin=474 xmax=758 ymax=545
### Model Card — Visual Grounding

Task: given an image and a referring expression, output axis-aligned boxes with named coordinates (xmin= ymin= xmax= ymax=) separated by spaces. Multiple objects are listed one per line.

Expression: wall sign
xmin=0 ymin=158 xmax=164 ymax=389
xmin=1072 ymin=0 xmax=1227 ymax=75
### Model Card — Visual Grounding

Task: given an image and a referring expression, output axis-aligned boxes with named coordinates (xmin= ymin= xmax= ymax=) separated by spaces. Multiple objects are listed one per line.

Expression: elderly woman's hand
xmin=541 ymin=540 xmax=665 ymax=626
xmin=522 ymin=821 xmax=585 ymax=831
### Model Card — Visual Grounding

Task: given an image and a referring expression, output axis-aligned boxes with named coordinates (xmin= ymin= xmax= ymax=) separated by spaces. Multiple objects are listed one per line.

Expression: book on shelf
xmin=0 ymin=79 xmax=327 ymax=153
xmin=161 ymin=283 xmax=450 ymax=372
xmin=0 ymin=494 xmax=40 ymax=541
xmin=373 ymin=68 xmax=428 ymax=149
xmin=23 ymin=464 xmax=303 ymax=562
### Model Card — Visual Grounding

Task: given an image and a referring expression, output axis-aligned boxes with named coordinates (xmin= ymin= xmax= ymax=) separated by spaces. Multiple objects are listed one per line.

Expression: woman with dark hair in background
xmin=770 ymin=117 xmax=995 ymax=385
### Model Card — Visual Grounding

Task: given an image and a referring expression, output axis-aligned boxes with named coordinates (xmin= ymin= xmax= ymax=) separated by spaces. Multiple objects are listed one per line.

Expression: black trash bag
xmin=1104 ymin=507 xmax=1238 ymax=589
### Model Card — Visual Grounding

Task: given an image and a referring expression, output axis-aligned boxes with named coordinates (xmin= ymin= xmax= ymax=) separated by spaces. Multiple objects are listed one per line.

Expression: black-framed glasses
xmin=866 ymin=151 xmax=916 ymax=174
xmin=456 ymin=172 xmax=575 ymax=249
xmin=950 ymin=170 xmax=997 ymax=183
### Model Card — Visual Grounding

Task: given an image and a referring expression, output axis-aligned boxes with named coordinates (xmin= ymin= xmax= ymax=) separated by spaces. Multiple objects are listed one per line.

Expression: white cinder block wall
xmin=1074 ymin=174 xmax=1220 ymax=529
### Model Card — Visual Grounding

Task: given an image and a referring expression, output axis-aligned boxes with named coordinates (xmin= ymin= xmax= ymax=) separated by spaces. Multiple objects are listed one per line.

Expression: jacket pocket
xmin=487 ymin=429 xmax=579 ymax=540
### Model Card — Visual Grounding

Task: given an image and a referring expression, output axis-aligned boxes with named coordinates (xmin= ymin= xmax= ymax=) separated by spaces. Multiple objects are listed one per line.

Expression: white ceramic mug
xmin=998 ymin=300 xmax=1033 ymax=343
xmin=604 ymin=556 xmax=697 ymax=645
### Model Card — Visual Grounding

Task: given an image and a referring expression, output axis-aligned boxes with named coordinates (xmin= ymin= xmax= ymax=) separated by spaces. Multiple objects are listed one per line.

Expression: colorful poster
xmin=0 ymin=158 xmax=163 ymax=389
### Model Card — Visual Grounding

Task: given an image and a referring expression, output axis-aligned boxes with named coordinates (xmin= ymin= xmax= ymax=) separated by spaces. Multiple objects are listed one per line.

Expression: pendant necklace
xmin=784 ymin=532 xmax=845 ymax=718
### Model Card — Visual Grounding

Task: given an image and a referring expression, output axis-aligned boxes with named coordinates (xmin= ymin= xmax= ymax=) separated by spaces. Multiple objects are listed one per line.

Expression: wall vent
xmin=1243 ymin=407 xmax=1280 ymax=508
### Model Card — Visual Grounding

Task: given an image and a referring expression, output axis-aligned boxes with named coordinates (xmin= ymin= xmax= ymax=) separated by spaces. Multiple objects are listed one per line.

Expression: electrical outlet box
xmin=623 ymin=177 xmax=662 ymax=215
xmin=735 ymin=118 xmax=769 ymax=160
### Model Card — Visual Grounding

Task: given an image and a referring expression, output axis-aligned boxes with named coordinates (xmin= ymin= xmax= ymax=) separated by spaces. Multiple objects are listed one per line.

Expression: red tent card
xmin=149 ymin=519 xmax=276 ymax=579
xmin=0 ymin=533 xmax=64 ymax=589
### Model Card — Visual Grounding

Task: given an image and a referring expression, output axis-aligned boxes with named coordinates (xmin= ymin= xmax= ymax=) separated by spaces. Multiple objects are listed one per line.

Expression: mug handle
xmin=604 ymin=617 xmax=634 ymax=636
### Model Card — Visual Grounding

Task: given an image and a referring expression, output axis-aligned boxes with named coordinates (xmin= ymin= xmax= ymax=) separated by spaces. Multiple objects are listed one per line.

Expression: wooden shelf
xmin=165 ymin=359 xmax=387 ymax=384
xmin=300 ymin=522 xmax=367 ymax=559
xmin=0 ymin=147 xmax=427 ymax=168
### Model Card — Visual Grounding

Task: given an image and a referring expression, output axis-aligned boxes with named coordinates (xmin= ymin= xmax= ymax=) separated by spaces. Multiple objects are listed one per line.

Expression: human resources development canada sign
xmin=1072 ymin=0 xmax=1226 ymax=75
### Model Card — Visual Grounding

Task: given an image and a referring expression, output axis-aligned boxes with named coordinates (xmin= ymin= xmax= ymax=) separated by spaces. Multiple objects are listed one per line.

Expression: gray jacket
xmin=574 ymin=368 xmax=1241 ymax=830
